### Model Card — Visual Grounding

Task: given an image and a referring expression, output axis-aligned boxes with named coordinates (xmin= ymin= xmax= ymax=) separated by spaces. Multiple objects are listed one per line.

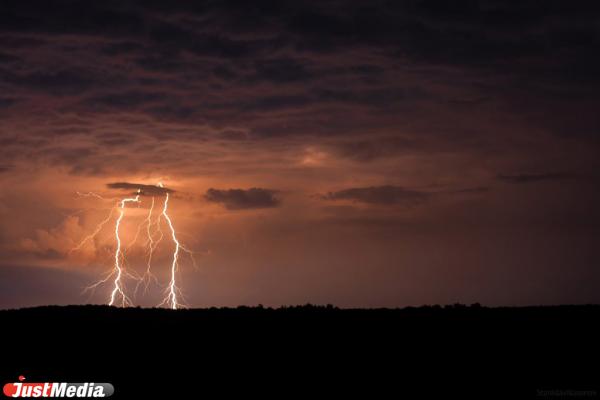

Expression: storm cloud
xmin=322 ymin=186 xmax=429 ymax=206
xmin=497 ymin=172 xmax=579 ymax=184
xmin=205 ymin=188 xmax=280 ymax=210
xmin=2 ymin=1 xmax=600 ymax=308
xmin=107 ymin=182 xmax=174 ymax=196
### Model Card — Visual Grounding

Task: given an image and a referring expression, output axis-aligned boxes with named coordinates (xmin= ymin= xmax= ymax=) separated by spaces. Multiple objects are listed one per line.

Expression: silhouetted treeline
xmin=1 ymin=304 xmax=598 ymax=399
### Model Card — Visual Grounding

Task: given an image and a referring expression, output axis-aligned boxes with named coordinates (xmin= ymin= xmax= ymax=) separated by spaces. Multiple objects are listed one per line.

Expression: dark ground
xmin=1 ymin=304 xmax=598 ymax=398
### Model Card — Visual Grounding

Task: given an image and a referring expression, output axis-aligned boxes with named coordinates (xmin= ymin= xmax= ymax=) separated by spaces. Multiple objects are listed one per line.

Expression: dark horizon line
xmin=2 ymin=303 xmax=600 ymax=312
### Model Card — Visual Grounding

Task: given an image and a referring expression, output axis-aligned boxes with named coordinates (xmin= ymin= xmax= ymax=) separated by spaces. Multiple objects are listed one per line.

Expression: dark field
xmin=1 ymin=305 xmax=598 ymax=398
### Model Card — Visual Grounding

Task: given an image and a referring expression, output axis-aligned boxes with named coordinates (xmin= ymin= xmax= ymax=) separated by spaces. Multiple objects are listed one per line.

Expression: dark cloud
xmin=95 ymin=133 xmax=134 ymax=147
xmin=497 ymin=172 xmax=579 ymax=184
xmin=106 ymin=182 xmax=174 ymax=196
xmin=0 ymin=52 xmax=20 ymax=64
xmin=84 ymin=91 xmax=165 ymax=110
xmin=100 ymin=41 xmax=145 ymax=56
xmin=144 ymin=104 xmax=198 ymax=121
xmin=322 ymin=186 xmax=429 ymax=206
xmin=251 ymin=58 xmax=313 ymax=83
xmin=450 ymin=187 xmax=490 ymax=194
xmin=5 ymin=69 xmax=97 ymax=96
xmin=217 ymin=129 xmax=249 ymax=141
xmin=332 ymin=137 xmax=418 ymax=162
xmin=45 ymin=147 xmax=99 ymax=175
xmin=238 ymin=95 xmax=312 ymax=112
xmin=0 ymin=98 xmax=17 ymax=109
xmin=0 ymin=1 xmax=144 ymax=37
xmin=1 ymin=0 xmax=600 ymax=310
xmin=0 ymin=0 xmax=597 ymax=145
xmin=205 ymin=188 xmax=280 ymax=210
xmin=314 ymin=87 xmax=425 ymax=108
xmin=0 ymin=1 xmax=597 ymax=82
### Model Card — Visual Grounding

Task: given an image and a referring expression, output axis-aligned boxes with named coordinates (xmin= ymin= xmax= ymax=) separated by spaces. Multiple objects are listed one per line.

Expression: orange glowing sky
xmin=1 ymin=0 xmax=600 ymax=308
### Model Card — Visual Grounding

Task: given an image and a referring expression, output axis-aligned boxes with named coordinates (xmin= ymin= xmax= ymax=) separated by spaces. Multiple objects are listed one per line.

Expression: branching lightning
xmin=141 ymin=196 xmax=159 ymax=287
xmin=158 ymin=184 xmax=183 ymax=309
xmin=132 ymin=196 xmax=161 ymax=296
xmin=109 ymin=191 xmax=140 ymax=307
xmin=75 ymin=191 xmax=106 ymax=201
xmin=72 ymin=182 xmax=194 ymax=309
xmin=69 ymin=203 xmax=118 ymax=254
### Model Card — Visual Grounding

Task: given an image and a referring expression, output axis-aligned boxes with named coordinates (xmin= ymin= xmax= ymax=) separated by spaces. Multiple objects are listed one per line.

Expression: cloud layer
xmin=322 ymin=186 xmax=428 ymax=206
xmin=205 ymin=188 xmax=280 ymax=210
xmin=107 ymin=182 xmax=174 ymax=196
xmin=1 ymin=1 xmax=600 ymax=307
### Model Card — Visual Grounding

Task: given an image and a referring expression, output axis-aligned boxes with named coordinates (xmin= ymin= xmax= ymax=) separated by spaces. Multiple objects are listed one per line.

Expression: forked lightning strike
xmin=69 ymin=193 xmax=118 ymax=254
xmin=71 ymin=182 xmax=194 ymax=309
xmin=158 ymin=187 xmax=182 ymax=309
xmin=109 ymin=191 xmax=140 ymax=307
xmin=69 ymin=205 xmax=116 ymax=254
xmin=141 ymin=196 xmax=159 ymax=290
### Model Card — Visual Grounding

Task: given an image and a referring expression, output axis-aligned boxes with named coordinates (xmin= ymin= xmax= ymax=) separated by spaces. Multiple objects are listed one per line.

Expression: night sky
xmin=1 ymin=0 xmax=600 ymax=308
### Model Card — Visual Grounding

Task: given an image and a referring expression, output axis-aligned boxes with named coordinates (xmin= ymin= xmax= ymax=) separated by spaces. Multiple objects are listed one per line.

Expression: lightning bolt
xmin=142 ymin=197 xmax=158 ymax=284
xmin=74 ymin=182 xmax=196 ymax=308
xmin=109 ymin=191 xmax=141 ymax=307
xmin=69 ymin=203 xmax=118 ymax=254
xmin=133 ymin=196 xmax=161 ymax=296
xmin=159 ymin=186 xmax=183 ymax=309
xmin=148 ymin=198 xmax=165 ymax=267
xmin=75 ymin=191 xmax=106 ymax=200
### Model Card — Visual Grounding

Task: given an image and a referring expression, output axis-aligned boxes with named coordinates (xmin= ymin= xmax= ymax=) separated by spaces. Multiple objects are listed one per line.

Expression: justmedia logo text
xmin=3 ymin=376 xmax=114 ymax=398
